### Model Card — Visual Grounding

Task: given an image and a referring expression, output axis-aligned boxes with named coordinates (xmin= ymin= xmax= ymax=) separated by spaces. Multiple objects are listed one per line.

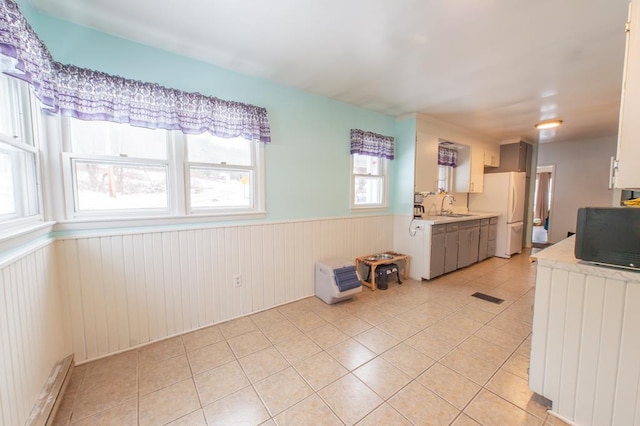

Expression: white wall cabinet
xmin=454 ymin=146 xmax=484 ymax=193
xmin=483 ymin=148 xmax=500 ymax=168
xmin=615 ymin=0 xmax=640 ymax=189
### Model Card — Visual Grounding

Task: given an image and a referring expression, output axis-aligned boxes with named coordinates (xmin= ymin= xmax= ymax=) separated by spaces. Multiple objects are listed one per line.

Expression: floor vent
xmin=471 ymin=292 xmax=504 ymax=304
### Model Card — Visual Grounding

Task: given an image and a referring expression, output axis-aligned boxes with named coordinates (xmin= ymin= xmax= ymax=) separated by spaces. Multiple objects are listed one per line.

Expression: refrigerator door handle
xmin=511 ymin=183 xmax=517 ymax=220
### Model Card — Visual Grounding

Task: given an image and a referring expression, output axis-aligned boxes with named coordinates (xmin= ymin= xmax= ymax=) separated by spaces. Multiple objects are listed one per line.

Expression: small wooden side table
xmin=355 ymin=252 xmax=410 ymax=291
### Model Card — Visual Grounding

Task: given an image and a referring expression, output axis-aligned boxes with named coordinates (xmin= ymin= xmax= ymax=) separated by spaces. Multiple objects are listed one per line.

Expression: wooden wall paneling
xmin=262 ymin=224 xmax=276 ymax=309
xmin=211 ymin=228 xmax=224 ymax=324
xmin=574 ymin=275 xmax=607 ymax=426
xmin=543 ymin=268 xmax=569 ymax=405
xmin=529 ymin=265 xmax=551 ymax=393
xmin=557 ymin=271 xmax=586 ymax=418
xmin=109 ymin=236 xmax=129 ymax=351
xmin=61 ymin=240 xmax=85 ymax=358
xmin=238 ymin=226 xmax=252 ymax=315
xmin=1 ymin=266 xmax=19 ymax=425
xmin=122 ymin=235 xmax=140 ymax=347
xmin=0 ymin=244 xmax=68 ymax=425
xmin=613 ymin=283 xmax=640 ymax=425
xmin=592 ymin=279 xmax=626 ymax=426
xmin=99 ymin=236 xmax=117 ymax=354
xmin=132 ymin=234 xmax=149 ymax=345
xmin=250 ymin=225 xmax=264 ymax=311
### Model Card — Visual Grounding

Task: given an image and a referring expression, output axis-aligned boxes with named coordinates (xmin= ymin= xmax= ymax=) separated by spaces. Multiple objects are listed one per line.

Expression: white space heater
xmin=314 ymin=259 xmax=362 ymax=305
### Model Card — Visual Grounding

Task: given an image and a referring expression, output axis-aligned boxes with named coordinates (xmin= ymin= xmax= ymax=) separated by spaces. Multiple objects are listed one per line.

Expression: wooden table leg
xmin=404 ymin=257 xmax=410 ymax=280
xmin=371 ymin=265 xmax=378 ymax=291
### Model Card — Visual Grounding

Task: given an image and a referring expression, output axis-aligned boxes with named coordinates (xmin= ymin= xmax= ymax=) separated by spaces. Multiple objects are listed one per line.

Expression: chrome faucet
xmin=440 ymin=194 xmax=456 ymax=216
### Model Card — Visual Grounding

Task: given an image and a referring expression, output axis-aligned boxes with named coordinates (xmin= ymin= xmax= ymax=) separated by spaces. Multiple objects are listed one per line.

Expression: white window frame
xmin=60 ymin=116 xmax=265 ymax=221
xmin=351 ymin=153 xmax=388 ymax=210
xmin=0 ymin=74 xmax=43 ymax=234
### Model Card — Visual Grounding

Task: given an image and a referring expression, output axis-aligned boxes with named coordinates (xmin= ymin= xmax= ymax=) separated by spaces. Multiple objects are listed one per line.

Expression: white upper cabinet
xmin=483 ymin=147 xmax=500 ymax=168
xmin=615 ymin=1 xmax=640 ymax=189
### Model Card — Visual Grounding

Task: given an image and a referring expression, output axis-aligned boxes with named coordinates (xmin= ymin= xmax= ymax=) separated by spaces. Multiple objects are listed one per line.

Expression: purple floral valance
xmin=350 ymin=129 xmax=395 ymax=160
xmin=438 ymin=146 xmax=457 ymax=167
xmin=0 ymin=0 xmax=270 ymax=142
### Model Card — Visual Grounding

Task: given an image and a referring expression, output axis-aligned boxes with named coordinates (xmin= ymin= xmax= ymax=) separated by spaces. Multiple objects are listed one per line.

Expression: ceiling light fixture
xmin=534 ymin=119 xmax=563 ymax=130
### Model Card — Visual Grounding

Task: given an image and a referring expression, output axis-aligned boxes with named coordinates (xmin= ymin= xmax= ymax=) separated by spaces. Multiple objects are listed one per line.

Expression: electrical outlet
xmin=233 ymin=275 xmax=241 ymax=287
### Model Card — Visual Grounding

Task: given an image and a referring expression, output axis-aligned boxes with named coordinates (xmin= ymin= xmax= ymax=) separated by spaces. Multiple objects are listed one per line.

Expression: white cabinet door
xmin=615 ymin=1 xmax=640 ymax=189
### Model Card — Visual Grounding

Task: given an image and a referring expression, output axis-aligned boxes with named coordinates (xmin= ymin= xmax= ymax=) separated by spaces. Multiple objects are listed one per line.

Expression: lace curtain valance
xmin=438 ymin=146 xmax=457 ymax=167
xmin=0 ymin=0 xmax=271 ymax=142
xmin=349 ymin=129 xmax=395 ymax=160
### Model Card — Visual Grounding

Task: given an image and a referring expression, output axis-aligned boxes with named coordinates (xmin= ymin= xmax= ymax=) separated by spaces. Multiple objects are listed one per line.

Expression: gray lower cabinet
xmin=478 ymin=218 xmax=490 ymax=261
xmin=425 ymin=216 xmax=496 ymax=280
xmin=457 ymin=220 xmax=480 ymax=268
xmin=444 ymin=223 xmax=459 ymax=273
xmin=429 ymin=224 xmax=446 ymax=278
xmin=488 ymin=217 xmax=498 ymax=257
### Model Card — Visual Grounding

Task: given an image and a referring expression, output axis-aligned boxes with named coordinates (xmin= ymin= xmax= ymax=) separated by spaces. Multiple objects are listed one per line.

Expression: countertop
xmin=417 ymin=211 xmax=499 ymax=225
xmin=532 ymin=235 xmax=640 ymax=283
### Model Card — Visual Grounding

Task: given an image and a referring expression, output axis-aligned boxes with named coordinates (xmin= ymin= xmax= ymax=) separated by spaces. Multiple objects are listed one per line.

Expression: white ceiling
xmin=29 ymin=0 xmax=631 ymax=144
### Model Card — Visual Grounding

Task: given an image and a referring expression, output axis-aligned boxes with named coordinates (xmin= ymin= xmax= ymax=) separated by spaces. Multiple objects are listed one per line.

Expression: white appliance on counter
xmin=469 ymin=171 xmax=526 ymax=258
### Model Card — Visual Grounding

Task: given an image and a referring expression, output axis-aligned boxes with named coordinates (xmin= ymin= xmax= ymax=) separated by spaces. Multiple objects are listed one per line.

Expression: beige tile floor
xmin=53 ymin=250 xmax=571 ymax=426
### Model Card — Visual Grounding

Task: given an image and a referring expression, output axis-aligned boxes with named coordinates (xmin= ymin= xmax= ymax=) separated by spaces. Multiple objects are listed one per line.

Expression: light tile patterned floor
xmin=53 ymin=250 xmax=571 ymax=426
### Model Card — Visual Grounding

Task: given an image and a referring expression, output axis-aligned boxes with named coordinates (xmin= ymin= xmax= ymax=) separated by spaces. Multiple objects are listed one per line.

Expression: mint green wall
xmin=391 ymin=117 xmax=416 ymax=214
xmin=22 ymin=5 xmax=399 ymax=222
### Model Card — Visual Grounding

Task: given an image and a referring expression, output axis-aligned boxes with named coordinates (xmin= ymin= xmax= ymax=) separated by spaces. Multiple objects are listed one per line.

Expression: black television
xmin=575 ymin=207 xmax=640 ymax=270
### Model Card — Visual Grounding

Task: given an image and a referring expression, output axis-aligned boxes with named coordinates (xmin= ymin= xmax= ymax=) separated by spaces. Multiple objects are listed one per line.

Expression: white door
xmin=508 ymin=222 xmax=524 ymax=255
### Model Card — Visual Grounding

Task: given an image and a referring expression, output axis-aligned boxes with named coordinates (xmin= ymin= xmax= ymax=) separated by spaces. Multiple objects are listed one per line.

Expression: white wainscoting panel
xmin=0 ymin=242 xmax=69 ymax=426
xmin=530 ymin=265 xmax=640 ymax=426
xmin=57 ymin=215 xmax=394 ymax=363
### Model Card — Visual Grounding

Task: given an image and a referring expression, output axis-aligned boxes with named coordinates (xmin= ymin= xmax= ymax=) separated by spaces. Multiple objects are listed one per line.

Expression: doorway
xmin=532 ymin=165 xmax=554 ymax=245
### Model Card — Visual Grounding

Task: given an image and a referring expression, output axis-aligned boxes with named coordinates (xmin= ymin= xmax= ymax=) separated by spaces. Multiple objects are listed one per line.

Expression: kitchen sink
xmin=439 ymin=213 xmax=474 ymax=218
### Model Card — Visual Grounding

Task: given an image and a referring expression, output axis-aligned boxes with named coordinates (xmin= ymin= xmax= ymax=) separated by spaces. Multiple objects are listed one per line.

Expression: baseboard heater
xmin=26 ymin=354 xmax=74 ymax=426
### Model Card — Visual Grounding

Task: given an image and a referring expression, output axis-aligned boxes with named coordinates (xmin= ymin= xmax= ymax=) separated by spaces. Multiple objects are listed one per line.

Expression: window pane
xmin=0 ymin=74 xmax=22 ymax=139
xmin=0 ymin=143 xmax=38 ymax=218
xmin=74 ymin=161 xmax=168 ymax=211
xmin=187 ymin=135 xmax=251 ymax=166
xmin=353 ymin=154 xmax=381 ymax=175
xmin=354 ymin=176 xmax=383 ymax=205
xmin=190 ymin=167 xmax=252 ymax=208
xmin=69 ymin=119 xmax=167 ymax=160
xmin=0 ymin=151 xmax=16 ymax=215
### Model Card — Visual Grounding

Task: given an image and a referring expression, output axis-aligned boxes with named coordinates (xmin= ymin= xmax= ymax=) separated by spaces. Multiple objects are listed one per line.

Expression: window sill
xmin=351 ymin=206 xmax=389 ymax=214
xmin=0 ymin=221 xmax=56 ymax=264
xmin=53 ymin=211 xmax=268 ymax=238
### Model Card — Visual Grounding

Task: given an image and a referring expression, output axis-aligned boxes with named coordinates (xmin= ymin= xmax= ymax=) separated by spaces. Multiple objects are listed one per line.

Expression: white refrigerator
xmin=469 ymin=171 xmax=526 ymax=258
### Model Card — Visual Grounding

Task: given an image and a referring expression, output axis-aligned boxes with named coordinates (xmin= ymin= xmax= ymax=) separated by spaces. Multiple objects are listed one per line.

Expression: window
xmin=437 ymin=164 xmax=454 ymax=193
xmin=62 ymin=117 xmax=264 ymax=219
xmin=352 ymin=153 xmax=388 ymax=208
xmin=186 ymin=135 xmax=256 ymax=213
xmin=63 ymin=119 xmax=170 ymax=216
xmin=0 ymin=73 xmax=41 ymax=226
